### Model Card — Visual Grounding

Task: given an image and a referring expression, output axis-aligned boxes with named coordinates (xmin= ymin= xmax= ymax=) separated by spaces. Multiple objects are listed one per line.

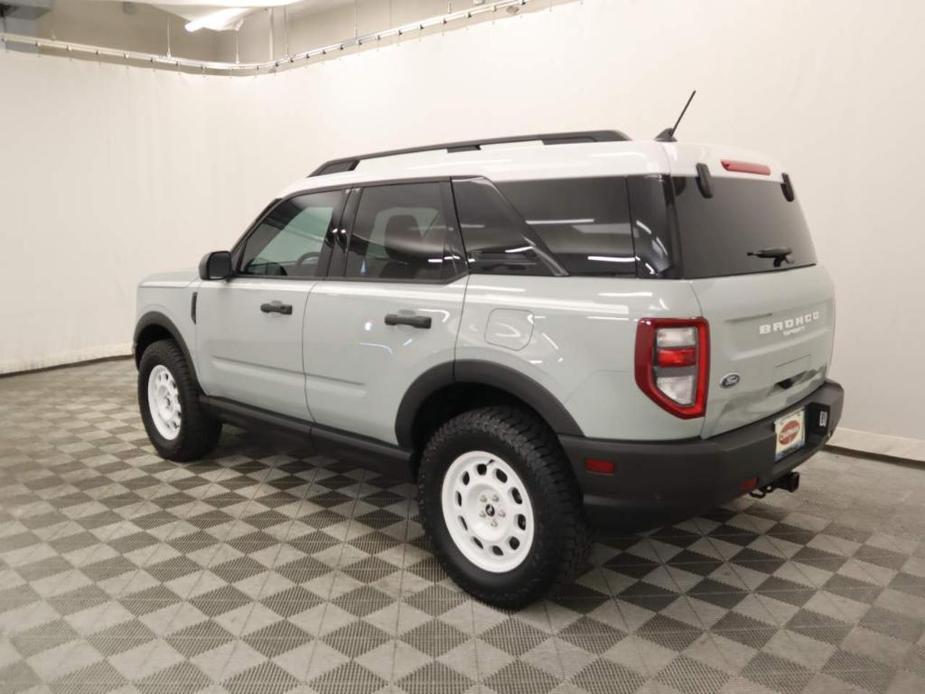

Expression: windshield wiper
xmin=748 ymin=246 xmax=793 ymax=267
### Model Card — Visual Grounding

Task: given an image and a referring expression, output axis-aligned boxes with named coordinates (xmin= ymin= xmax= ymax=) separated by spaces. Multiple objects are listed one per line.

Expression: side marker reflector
xmin=585 ymin=459 xmax=615 ymax=475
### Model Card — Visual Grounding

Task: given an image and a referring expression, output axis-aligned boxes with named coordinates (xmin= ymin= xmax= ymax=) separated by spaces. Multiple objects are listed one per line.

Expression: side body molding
xmin=395 ymin=360 xmax=584 ymax=448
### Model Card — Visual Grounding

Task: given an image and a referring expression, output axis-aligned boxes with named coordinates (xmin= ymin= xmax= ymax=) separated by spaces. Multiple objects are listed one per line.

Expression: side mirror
xmin=199 ymin=251 xmax=233 ymax=280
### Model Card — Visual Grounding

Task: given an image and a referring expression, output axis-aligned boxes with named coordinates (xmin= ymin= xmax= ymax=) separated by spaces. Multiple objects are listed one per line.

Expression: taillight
xmin=635 ymin=318 xmax=709 ymax=419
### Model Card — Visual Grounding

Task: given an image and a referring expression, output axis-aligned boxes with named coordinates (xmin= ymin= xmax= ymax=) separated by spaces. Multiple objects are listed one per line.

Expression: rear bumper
xmin=560 ymin=380 xmax=844 ymax=530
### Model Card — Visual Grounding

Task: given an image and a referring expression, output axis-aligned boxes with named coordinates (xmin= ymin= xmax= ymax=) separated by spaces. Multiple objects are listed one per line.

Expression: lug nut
xmin=479 ymin=511 xmax=485 ymax=517
xmin=492 ymin=494 xmax=499 ymax=502
xmin=479 ymin=495 xmax=486 ymax=503
xmin=491 ymin=520 xmax=497 ymax=527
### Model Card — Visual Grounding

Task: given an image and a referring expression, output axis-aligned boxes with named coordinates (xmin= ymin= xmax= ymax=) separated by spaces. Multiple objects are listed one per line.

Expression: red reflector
xmin=585 ymin=459 xmax=615 ymax=475
xmin=740 ymin=477 xmax=759 ymax=492
xmin=656 ymin=346 xmax=696 ymax=367
xmin=721 ymin=160 xmax=771 ymax=176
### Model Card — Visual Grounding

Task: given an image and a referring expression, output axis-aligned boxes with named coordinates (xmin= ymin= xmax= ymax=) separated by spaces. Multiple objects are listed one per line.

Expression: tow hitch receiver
xmin=749 ymin=471 xmax=800 ymax=499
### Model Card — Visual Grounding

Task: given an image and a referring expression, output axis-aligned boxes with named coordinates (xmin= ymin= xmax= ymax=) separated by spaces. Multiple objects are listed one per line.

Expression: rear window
xmin=497 ymin=178 xmax=635 ymax=276
xmin=670 ymin=176 xmax=817 ymax=278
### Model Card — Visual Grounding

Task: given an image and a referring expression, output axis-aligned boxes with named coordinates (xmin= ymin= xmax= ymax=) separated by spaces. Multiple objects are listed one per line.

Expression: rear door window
xmin=671 ymin=176 xmax=817 ymax=278
xmin=343 ymin=183 xmax=459 ymax=281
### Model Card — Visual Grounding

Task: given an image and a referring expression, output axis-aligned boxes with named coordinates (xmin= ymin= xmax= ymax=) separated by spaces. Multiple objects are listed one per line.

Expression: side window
xmin=344 ymin=183 xmax=452 ymax=281
xmin=452 ymin=178 xmax=555 ymax=276
xmin=240 ymin=190 xmax=342 ymax=277
xmin=496 ymin=177 xmax=635 ymax=276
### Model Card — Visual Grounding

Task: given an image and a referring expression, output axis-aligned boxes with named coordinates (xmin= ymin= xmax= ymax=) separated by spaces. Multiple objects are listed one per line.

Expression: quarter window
xmin=344 ymin=183 xmax=454 ymax=281
xmin=497 ymin=177 xmax=635 ymax=276
xmin=452 ymin=178 xmax=555 ymax=276
xmin=240 ymin=190 xmax=342 ymax=277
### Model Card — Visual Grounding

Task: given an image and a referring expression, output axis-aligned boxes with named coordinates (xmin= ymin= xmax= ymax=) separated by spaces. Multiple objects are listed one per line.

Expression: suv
xmin=134 ymin=130 xmax=844 ymax=607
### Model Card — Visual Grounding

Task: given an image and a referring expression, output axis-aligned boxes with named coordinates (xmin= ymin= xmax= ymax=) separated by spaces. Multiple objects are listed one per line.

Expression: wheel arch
xmin=134 ymin=312 xmax=200 ymax=389
xmin=395 ymin=360 xmax=584 ymax=452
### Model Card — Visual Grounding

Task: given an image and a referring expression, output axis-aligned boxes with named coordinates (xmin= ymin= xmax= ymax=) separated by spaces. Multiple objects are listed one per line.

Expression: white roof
xmin=279 ymin=139 xmax=785 ymax=198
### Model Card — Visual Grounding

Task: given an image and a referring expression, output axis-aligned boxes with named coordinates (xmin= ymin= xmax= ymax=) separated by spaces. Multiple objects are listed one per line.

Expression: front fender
xmin=133 ymin=310 xmax=200 ymax=389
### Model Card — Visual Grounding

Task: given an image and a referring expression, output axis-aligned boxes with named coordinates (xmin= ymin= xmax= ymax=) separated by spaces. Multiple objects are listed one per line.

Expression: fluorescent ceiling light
xmin=185 ymin=7 xmax=250 ymax=31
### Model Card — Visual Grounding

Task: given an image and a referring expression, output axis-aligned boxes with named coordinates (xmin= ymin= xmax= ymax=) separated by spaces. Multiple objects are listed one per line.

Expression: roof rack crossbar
xmin=309 ymin=129 xmax=630 ymax=177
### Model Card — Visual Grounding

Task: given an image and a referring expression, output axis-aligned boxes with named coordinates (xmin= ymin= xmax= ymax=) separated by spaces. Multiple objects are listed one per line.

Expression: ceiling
xmin=85 ymin=0 xmax=356 ymax=30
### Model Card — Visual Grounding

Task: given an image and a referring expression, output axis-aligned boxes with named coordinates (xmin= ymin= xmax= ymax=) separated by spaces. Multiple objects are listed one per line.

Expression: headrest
xmin=384 ymin=215 xmax=422 ymax=259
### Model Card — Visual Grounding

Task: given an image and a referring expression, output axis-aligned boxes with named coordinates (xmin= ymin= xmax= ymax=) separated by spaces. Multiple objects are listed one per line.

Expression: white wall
xmin=1 ymin=0 xmax=923 ymax=441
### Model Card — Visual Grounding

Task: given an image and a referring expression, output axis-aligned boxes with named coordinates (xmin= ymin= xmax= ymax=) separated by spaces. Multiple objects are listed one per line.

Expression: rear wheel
xmin=138 ymin=339 xmax=221 ymax=462
xmin=418 ymin=406 xmax=590 ymax=608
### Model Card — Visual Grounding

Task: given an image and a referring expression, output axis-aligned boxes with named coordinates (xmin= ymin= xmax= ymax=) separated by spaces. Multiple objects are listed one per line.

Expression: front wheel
xmin=138 ymin=339 xmax=221 ymax=462
xmin=418 ymin=407 xmax=590 ymax=608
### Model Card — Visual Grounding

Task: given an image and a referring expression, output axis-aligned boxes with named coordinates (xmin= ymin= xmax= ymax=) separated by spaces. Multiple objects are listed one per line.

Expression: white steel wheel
xmin=147 ymin=364 xmax=182 ymax=441
xmin=440 ymin=450 xmax=535 ymax=573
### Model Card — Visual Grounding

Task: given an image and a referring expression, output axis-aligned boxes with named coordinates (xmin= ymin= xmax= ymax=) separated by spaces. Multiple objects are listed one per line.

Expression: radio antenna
xmin=655 ymin=90 xmax=696 ymax=142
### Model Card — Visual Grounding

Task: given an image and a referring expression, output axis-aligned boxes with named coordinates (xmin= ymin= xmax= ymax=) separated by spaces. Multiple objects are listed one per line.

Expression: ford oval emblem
xmin=720 ymin=373 xmax=741 ymax=389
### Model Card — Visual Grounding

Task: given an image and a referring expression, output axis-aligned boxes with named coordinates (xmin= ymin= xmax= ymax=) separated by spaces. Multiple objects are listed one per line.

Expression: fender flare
xmin=133 ymin=311 xmax=200 ymax=388
xmin=394 ymin=360 xmax=584 ymax=448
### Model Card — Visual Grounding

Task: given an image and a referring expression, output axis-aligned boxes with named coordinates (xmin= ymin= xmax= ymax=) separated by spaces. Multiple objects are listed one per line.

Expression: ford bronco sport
xmin=134 ymin=130 xmax=844 ymax=607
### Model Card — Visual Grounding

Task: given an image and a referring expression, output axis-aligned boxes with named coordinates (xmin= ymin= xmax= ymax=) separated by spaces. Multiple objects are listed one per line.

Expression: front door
xmin=304 ymin=181 xmax=467 ymax=444
xmin=196 ymin=189 xmax=345 ymax=419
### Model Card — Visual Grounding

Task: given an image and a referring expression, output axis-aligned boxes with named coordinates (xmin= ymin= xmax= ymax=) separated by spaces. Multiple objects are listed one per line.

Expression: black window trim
xmin=626 ymin=174 xmax=684 ymax=280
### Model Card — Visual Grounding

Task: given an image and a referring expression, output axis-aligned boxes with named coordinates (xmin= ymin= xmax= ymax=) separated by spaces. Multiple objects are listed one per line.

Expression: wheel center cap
xmin=485 ymin=504 xmax=495 ymax=517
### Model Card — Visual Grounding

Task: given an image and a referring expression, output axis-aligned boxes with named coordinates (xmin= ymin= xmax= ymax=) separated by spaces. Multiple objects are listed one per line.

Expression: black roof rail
xmin=309 ymin=130 xmax=630 ymax=177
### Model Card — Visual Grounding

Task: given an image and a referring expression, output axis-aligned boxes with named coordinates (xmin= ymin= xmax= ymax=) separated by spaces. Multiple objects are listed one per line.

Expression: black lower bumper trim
xmin=560 ymin=380 xmax=844 ymax=530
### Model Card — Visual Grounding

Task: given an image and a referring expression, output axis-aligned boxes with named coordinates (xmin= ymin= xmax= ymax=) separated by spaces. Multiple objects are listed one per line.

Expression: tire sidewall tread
xmin=418 ymin=406 xmax=589 ymax=609
xmin=138 ymin=339 xmax=221 ymax=462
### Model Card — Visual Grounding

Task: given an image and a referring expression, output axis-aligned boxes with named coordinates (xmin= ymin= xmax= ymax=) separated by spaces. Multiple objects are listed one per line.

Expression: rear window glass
xmin=671 ymin=176 xmax=817 ymax=278
xmin=497 ymin=178 xmax=635 ymax=276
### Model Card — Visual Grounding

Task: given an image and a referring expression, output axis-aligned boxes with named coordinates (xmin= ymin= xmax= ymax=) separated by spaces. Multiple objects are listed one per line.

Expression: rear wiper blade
xmin=748 ymin=246 xmax=793 ymax=267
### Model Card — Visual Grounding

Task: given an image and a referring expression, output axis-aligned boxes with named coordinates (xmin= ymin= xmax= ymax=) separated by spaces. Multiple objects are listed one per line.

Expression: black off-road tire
xmin=138 ymin=339 xmax=222 ymax=462
xmin=418 ymin=406 xmax=591 ymax=608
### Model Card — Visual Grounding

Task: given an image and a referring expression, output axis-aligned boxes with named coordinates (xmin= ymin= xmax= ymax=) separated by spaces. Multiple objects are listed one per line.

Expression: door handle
xmin=385 ymin=313 xmax=431 ymax=329
xmin=261 ymin=301 xmax=293 ymax=315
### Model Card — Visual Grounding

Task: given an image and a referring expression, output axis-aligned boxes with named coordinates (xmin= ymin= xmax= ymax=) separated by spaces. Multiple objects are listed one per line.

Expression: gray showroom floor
xmin=1 ymin=360 xmax=923 ymax=694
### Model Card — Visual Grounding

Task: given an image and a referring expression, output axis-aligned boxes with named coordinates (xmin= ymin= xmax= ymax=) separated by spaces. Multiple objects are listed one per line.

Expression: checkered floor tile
xmin=1 ymin=359 xmax=924 ymax=694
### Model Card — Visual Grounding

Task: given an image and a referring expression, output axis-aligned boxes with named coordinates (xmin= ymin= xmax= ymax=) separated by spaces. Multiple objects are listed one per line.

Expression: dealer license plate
xmin=774 ymin=409 xmax=806 ymax=461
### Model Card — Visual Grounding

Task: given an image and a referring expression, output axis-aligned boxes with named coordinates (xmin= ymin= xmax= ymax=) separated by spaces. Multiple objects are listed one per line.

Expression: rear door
xmin=666 ymin=173 xmax=835 ymax=437
xmin=303 ymin=181 xmax=466 ymax=444
xmin=195 ymin=190 xmax=345 ymax=419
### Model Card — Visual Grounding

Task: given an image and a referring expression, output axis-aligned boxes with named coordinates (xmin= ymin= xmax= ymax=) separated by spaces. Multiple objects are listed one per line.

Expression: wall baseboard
xmin=0 ymin=343 xmax=132 ymax=376
xmin=827 ymin=427 xmax=925 ymax=465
